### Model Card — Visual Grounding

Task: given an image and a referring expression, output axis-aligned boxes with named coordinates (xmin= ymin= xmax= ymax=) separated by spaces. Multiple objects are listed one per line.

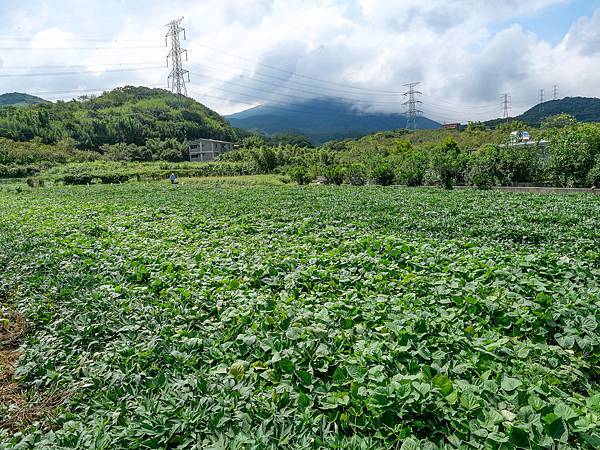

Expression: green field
xmin=0 ymin=183 xmax=599 ymax=449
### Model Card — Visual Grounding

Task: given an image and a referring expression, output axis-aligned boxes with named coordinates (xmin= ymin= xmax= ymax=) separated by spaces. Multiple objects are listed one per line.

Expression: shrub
xmin=288 ymin=166 xmax=311 ymax=185
xmin=546 ymin=124 xmax=600 ymax=187
xmin=61 ymin=174 xmax=95 ymax=185
xmin=345 ymin=163 xmax=367 ymax=186
xmin=587 ymin=156 xmax=600 ymax=187
xmin=323 ymin=165 xmax=345 ymax=185
xmin=468 ymin=152 xmax=497 ymax=190
xmin=394 ymin=151 xmax=427 ymax=187
xmin=429 ymin=138 xmax=463 ymax=189
xmin=370 ymin=160 xmax=395 ymax=186
xmin=251 ymin=147 xmax=279 ymax=173
xmin=98 ymin=174 xmax=132 ymax=184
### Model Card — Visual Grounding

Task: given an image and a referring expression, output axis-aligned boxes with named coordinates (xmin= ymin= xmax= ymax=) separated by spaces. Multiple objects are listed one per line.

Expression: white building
xmin=188 ymin=138 xmax=234 ymax=162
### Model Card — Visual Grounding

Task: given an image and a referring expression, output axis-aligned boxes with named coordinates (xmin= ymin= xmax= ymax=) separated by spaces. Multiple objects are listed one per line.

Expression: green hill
xmin=227 ymin=98 xmax=441 ymax=144
xmin=0 ymin=86 xmax=236 ymax=149
xmin=487 ymin=96 xmax=600 ymax=127
xmin=0 ymin=92 xmax=48 ymax=107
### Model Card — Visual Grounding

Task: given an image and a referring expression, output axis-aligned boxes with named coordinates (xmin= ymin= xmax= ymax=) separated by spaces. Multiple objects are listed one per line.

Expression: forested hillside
xmin=0 ymin=86 xmax=236 ymax=149
xmin=0 ymin=93 xmax=48 ymax=107
xmin=487 ymin=97 xmax=600 ymax=127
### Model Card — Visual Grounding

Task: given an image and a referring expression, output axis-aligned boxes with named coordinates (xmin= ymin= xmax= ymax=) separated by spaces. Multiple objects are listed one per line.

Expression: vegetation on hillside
xmin=0 ymin=86 xmax=236 ymax=149
xmin=1 ymin=90 xmax=599 ymax=190
xmin=486 ymin=97 xmax=600 ymax=128
xmin=222 ymin=116 xmax=600 ymax=189
xmin=0 ymin=93 xmax=47 ymax=108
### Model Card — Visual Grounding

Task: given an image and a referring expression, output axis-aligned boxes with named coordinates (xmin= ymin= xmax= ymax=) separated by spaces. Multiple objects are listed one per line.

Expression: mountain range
xmin=227 ymin=98 xmax=441 ymax=144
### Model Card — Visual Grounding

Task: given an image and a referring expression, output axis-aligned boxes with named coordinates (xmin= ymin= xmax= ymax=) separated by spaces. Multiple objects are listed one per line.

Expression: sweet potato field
xmin=0 ymin=183 xmax=599 ymax=449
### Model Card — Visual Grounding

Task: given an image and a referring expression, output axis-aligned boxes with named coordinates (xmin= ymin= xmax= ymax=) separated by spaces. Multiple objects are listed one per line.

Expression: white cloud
xmin=1 ymin=0 xmax=599 ymax=121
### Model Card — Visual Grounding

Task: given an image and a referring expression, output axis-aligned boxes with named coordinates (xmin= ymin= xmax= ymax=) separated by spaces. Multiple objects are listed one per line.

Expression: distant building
xmin=189 ymin=138 xmax=234 ymax=162
xmin=443 ymin=123 xmax=461 ymax=130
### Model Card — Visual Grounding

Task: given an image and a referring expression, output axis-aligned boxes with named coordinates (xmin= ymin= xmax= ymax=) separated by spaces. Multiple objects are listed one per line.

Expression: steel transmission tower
xmin=539 ymin=89 xmax=545 ymax=113
xmin=553 ymin=84 xmax=559 ymax=100
xmin=403 ymin=82 xmax=422 ymax=131
xmin=502 ymin=93 xmax=511 ymax=120
xmin=165 ymin=17 xmax=189 ymax=96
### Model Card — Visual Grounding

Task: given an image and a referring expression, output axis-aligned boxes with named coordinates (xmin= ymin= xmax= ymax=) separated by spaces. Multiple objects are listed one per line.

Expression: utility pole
xmin=165 ymin=17 xmax=189 ymax=96
xmin=539 ymin=89 xmax=545 ymax=113
xmin=502 ymin=93 xmax=511 ymax=120
xmin=553 ymin=84 xmax=559 ymax=100
xmin=403 ymin=82 xmax=422 ymax=131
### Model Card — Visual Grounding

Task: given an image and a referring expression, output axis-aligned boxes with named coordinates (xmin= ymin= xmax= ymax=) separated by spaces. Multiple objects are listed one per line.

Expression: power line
xmin=188 ymin=61 xmax=402 ymax=99
xmin=553 ymin=84 xmax=559 ymax=100
xmin=0 ymin=46 xmax=163 ymax=50
xmin=27 ymin=84 xmax=167 ymax=97
xmin=188 ymin=40 xmax=403 ymax=95
xmin=539 ymin=89 xmax=545 ymax=113
xmin=403 ymin=82 xmax=422 ymax=131
xmin=0 ymin=61 xmax=164 ymax=70
xmin=188 ymin=71 xmax=403 ymax=106
xmin=186 ymin=89 xmax=409 ymax=121
xmin=0 ymin=66 xmax=166 ymax=78
xmin=0 ymin=36 xmax=159 ymax=42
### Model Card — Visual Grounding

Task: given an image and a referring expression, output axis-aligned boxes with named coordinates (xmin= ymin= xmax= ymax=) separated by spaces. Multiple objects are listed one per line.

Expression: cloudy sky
xmin=1 ymin=0 xmax=600 ymax=122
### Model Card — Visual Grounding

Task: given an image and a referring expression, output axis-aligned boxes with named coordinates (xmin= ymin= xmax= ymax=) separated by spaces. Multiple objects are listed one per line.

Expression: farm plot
xmin=0 ymin=184 xmax=599 ymax=449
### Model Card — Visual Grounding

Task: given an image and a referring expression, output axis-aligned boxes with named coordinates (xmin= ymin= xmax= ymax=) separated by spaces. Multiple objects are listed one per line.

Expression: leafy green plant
xmin=370 ymin=159 xmax=395 ymax=185
xmin=323 ymin=165 xmax=345 ymax=185
xmin=288 ymin=165 xmax=311 ymax=185
xmin=345 ymin=163 xmax=367 ymax=185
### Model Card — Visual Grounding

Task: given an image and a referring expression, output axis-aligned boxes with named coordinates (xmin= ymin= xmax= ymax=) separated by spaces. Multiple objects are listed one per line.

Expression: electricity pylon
xmin=502 ymin=93 xmax=511 ymax=120
xmin=165 ymin=17 xmax=189 ymax=96
xmin=403 ymin=82 xmax=422 ymax=131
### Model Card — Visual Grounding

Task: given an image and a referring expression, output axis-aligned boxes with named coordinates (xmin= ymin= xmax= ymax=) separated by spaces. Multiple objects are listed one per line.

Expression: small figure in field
xmin=170 ymin=173 xmax=177 ymax=185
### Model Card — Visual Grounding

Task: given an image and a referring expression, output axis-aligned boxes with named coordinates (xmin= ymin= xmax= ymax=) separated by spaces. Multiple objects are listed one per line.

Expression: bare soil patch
xmin=0 ymin=303 xmax=66 ymax=433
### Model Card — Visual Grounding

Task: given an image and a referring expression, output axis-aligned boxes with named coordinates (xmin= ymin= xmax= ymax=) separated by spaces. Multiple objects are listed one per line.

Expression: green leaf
xmin=333 ymin=367 xmax=348 ymax=385
xmin=554 ymin=403 xmax=577 ymax=421
xmin=460 ymin=390 xmax=480 ymax=410
xmin=412 ymin=382 xmax=431 ymax=397
xmin=528 ymin=394 xmax=545 ymax=411
xmin=297 ymin=393 xmax=310 ymax=408
xmin=544 ymin=418 xmax=568 ymax=443
xmin=367 ymin=365 xmax=386 ymax=383
xmin=278 ymin=358 xmax=295 ymax=374
xmin=581 ymin=316 xmax=597 ymax=332
xmin=432 ymin=374 xmax=453 ymax=395
xmin=501 ymin=376 xmax=523 ymax=392
xmin=510 ymin=426 xmax=530 ymax=447
xmin=581 ymin=433 xmax=600 ymax=448
xmin=346 ymin=364 xmax=365 ymax=381
xmin=295 ymin=370 xmax=313 ymax=386
xmin=400 ymin=437 xmax=420 ymax=450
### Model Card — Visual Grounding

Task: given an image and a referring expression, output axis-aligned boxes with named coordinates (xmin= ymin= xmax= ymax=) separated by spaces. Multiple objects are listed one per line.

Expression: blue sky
xmin=1 ymin=0 xmax=600 ymax=121
xmin=493 ymin=0 xmax=600 ymax=44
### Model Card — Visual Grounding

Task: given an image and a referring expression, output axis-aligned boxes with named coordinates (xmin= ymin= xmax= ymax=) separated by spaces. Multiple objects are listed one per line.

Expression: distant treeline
xmin=223 ymin=115 xmax=600 ymax=189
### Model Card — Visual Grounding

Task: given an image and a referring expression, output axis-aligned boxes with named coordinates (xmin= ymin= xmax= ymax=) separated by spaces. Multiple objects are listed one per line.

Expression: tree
xmin=546 ymin=123 xmax=600 ymax=187
xmin=466 ymin=121 xmax=487 ymax=132
xmin=370 ymin=157 xmax=395 ymax=186
xmin=288 ymin=166 xmax=311 ymax=185
xmin=241 ymin=135 xmax=266 ymax=149
xmin=541 ymin=114 xmax=577 ymax=130
xmin=429 ymin=138 xmax=463 ymax=189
